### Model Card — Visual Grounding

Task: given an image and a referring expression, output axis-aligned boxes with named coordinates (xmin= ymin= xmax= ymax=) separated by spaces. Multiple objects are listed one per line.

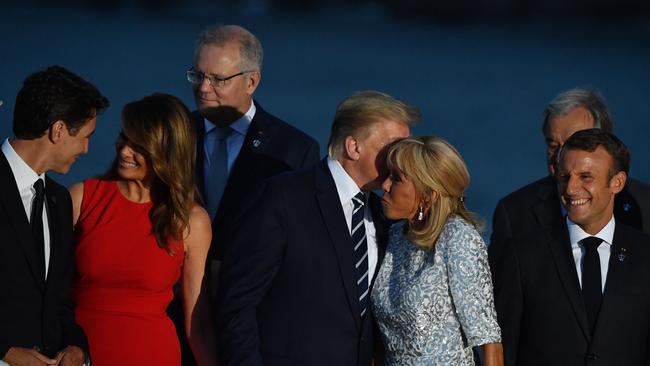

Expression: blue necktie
xmin=351 ymin=192 xmax=369 ymax=317
xmin=205 ymin=126 xmax=231 ymax=219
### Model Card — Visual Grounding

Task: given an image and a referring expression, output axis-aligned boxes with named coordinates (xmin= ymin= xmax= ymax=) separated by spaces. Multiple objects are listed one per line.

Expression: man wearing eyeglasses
xmin=173 ymin=24 xmax=320 ymax=365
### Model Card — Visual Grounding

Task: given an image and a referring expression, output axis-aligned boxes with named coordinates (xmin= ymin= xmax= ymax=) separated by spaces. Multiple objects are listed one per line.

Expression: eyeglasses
xmin=186 ymin=67 xmax=249 ymax=88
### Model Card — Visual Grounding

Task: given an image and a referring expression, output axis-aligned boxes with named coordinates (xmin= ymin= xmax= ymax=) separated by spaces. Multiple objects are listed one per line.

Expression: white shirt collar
xmin=204 ymin=100 xmax=256 ymax=137
xmin=1 ymin=138 xmax=45 ymax=190
xmin=567 ymin=215 xmax=615 ymax=249
xmin=327 ymin=157 xmax=365 ymax=207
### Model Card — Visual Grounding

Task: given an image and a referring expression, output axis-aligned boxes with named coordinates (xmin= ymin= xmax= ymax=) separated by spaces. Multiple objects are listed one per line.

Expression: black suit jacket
xmin=194 ymin=101 xmax=320 ymax=258
xmin=217 ymin=160 xmax=389 ymax=366
xmin=490 ymin=222 xmax=650 ymax=365
xmin=0 ymin=153 xmax=87 ymax=358
xmin=490 ymin=175 xmax=650 ymax=268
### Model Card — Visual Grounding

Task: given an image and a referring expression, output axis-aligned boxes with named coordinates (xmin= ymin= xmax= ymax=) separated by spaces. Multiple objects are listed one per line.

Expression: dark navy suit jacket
xmin=174 ymin=101 xmax=319 ymax=365
xmin=217 ymin=160 xmax=388 ymax=366
xmin=194 ymin=101 xmax=320 ymax=258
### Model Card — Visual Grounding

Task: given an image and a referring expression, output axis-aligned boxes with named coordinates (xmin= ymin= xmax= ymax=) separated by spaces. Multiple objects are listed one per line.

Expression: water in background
xmin=1 ymin=0 xmax=649 ymax=240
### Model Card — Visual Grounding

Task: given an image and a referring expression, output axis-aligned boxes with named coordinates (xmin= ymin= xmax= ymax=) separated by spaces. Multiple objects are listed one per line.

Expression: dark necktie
xmin=351 ymin=192 xmax=369 ymax=317
xmin=31 ymin=179 xmax=46 ymax=277
xmin=581 ymin=236 xmax=603 ymax=332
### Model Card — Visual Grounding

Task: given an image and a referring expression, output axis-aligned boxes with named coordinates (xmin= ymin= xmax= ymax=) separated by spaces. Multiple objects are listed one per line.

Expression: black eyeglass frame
xmin=186 ymin=67 xmax=251 ymax=87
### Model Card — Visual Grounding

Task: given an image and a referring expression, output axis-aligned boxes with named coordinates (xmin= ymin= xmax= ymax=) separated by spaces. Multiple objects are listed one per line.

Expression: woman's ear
xmin=429 ymin=191 xmax=439 ymax=205
xmin=418 ymin=191 xmax=437 ymax=216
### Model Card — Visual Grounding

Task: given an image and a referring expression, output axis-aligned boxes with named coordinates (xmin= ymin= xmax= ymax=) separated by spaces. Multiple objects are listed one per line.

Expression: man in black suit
xmin=491 ymin=129 xmax=650 ymax=365
xmin=174 ymin=24 xmax=320 ymax=364
xmin=217 ymin=91 xmax=419 ymax=365
xmin=490 ymin=88 xmax=650 ymax=267
xmin=0 ymin=66 xmax=108 ymax=366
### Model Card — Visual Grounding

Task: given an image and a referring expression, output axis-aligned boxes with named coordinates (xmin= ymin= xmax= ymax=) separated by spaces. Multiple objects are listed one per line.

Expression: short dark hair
xmin=561 ymin=128 xmax=630 ymax=178
xmin=542 ymin=88 xmax=613 ymax=136
xmin=13 ymin=65 xmax=109 ymax=139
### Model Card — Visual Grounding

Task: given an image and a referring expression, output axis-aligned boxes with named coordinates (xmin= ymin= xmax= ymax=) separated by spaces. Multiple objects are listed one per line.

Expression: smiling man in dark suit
xmin=491 ymin=129 xmax=650 ymax=365
xmin=172 ymin=24 xmax=320 ymax=365
xmin=490 ymin=88 xmax=650 ymax=270
xmin=0 ymin=66 xmax=108 ymax=366
xmin=217 ymin=91 xmax=418 ymax=366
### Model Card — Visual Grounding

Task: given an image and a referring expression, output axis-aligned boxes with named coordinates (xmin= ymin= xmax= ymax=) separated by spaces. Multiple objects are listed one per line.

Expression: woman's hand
xmin=181 ymin=204 xmax=219 ymax=366
xmin=481 ymin=342 xmax=504 ymax=366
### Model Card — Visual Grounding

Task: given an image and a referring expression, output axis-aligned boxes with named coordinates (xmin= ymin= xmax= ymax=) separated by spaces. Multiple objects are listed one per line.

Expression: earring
xmin=417 ymin=206 xmax=424 ymax=221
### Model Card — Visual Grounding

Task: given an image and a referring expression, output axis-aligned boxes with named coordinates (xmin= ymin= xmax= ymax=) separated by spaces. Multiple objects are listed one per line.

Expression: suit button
xmin=587 ymin=353 xmax=598 ymax=360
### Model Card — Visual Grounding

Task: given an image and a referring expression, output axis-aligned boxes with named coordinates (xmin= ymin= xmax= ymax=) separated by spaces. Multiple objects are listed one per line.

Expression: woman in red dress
xmin=69 ymin=93 xmax=217 ymax=366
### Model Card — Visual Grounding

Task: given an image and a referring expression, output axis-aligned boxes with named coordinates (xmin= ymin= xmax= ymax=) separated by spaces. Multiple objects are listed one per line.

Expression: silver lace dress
xmin=371 ymin=216 xmax=501 ymax=365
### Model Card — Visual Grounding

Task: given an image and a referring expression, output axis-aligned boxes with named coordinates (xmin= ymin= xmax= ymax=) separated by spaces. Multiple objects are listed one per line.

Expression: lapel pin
xmin=623 ymin=203 xmax=632 ymax=212
xmin=252 ymin=131 xmax=264 ymax=148
xmin=618 ymin=247 xmax=627 ymax=262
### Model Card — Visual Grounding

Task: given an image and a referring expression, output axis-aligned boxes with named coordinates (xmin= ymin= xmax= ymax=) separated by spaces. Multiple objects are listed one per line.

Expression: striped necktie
xmin=351 ymin=192 xmax=369 ymax=317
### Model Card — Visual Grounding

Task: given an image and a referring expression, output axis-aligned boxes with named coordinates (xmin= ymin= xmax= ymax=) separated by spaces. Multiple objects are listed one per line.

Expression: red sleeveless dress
xmin=73 ymin=179 xmax=184 ymax=366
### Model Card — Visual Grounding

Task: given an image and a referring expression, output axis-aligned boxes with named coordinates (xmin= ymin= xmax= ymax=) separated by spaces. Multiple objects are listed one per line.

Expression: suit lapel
xmin=214 ymin=104 xmax=272 ymax=228
xmin=592 ymin=225 xmax=629 ymax=338
xmin=546 ymin=225 xmax=591 ymax=341
xmin=314 ymin=160 xmax=361 ymax=330
xmin=368 ymin=193 xmax=388 ymax=270
xmin=533 ymin=176 xmax=564 ymax=229
xmin=0 ymin=154 xmax=46 ymax=291
xmin=43 ymin=178 xmax=60 ymax=285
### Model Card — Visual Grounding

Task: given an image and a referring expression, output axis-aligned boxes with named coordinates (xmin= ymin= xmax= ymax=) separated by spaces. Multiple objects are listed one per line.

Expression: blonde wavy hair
xmin=110 ymin=93 xmax=197 ymax=254
xmin=386 ymin=136 xmax=480 ymax=249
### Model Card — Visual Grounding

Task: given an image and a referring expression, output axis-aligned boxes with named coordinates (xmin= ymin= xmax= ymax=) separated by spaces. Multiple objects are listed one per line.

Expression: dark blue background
xmin=2 ymin=1 xmax=649 ymax=238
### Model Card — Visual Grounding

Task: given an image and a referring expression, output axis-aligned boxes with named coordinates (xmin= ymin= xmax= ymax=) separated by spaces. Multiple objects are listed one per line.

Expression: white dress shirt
xmin=1 ymin=138 xmax=51 ymax=279
xmin=203 ymin=100 xmax=255 ymax=184
xmin=327 ymin=158 xmax=379 ymax=284
xmin=567 ymin=215 xmax=615 ymax=293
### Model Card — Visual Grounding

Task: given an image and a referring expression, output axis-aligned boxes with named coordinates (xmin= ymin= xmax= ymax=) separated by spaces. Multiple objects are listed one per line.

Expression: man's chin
xmin=200 ymin=105 xmax=245 ymax=126
xmin=53 ymin=166 xmax=72 ymax=175
xmin=566 ymin=209 xmax=589 ymax=224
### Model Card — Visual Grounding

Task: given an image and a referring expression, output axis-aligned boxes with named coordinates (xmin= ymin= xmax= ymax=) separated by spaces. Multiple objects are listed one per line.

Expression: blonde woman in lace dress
xmin=371 ymin=136 xmax=503 ymax=365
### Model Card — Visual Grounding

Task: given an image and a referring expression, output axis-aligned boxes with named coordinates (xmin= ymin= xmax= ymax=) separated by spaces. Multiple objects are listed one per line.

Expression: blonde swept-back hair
xmin=327 ymin=90 xmax=420 ymax=159
xmin=114 ymin=93 xmax=198 ymax=254
xmin=386 ymin=136 xmax=480 ymax=249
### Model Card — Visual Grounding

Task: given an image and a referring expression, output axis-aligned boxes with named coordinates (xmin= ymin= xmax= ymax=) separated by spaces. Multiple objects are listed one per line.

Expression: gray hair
xmin=327 ymin=91 xmax=420 ymax=159
xmin=195 ymin=24 xmax=263 ymax=72
xmin=542 ymin=87 xmax=613 ymax=135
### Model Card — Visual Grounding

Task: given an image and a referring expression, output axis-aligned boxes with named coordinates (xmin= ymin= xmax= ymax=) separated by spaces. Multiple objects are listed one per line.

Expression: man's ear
xmin=343 ymin=136 xmax=360 ymax=161
xmin=49 ymin=120 xmax=66 ymax=143
xmin=609 ymin=171 xmax=627 ymax=194
xmin=246 ymin=71 xmax=261 ymax=95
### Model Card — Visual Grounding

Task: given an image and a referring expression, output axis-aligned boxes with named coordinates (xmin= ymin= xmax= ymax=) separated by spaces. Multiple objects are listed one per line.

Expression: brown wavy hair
xmin=108 ymin=93 xmax=197 ymax=254
xmin=386 ymin=136 xmax=481 ymax=249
